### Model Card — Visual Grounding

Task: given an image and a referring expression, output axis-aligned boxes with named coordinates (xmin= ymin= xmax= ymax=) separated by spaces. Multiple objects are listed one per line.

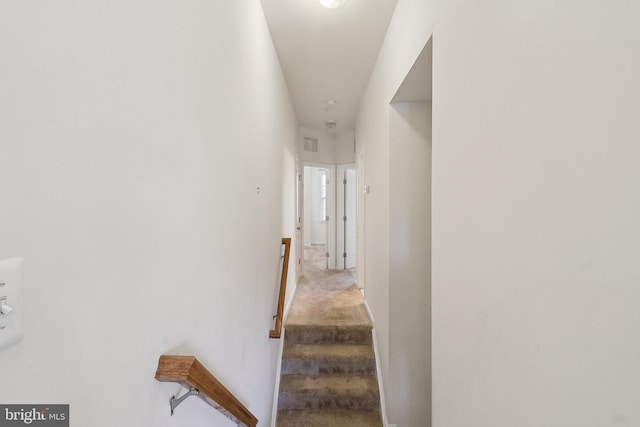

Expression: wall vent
xmin=304 ymin=137 xmax=319 ymax=152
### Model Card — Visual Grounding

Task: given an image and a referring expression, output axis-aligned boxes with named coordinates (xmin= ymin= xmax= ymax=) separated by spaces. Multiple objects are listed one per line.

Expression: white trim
xmin=270 ymin=277 xmax=298 ymax=427
xmin=336 ymin=164 xmax=346 ymax=270
xmin=371 ymin=326 xmax=389 ymax=427
xmin=270 ymin=331 xmax=286 ymax=427
xmin=356 ymin=145 xmax=366 ymax=291
xmin=336 ymin=163 xmax=356 ymax=271
xmin=300 ymin=160 xmax=334 ymax=169
xmin=295 ymin=161 xmax=303 ymax=281
xmin=364 ymin=299 xmax=375 ymax=324
xmin=364 ymin=300 xmax=389 ymax=425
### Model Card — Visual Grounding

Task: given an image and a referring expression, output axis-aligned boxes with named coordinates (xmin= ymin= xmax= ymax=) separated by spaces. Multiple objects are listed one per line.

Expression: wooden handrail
xmin=269 ymin=237 xmax=291 ymax=339
xmin=155 ymin=355 xmax=258 ymax=427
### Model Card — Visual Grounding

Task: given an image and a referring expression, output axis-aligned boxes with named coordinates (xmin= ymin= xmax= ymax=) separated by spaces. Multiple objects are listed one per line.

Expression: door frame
xmin=295 ymin=163 xmax=304 ymax=280
xmin=356 ymin=146 xmax=366 ymax=291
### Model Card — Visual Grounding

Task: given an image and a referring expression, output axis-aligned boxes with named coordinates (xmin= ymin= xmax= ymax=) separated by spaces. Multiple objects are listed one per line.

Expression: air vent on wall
xmin=304 ymin=137 xmax=319 ymax=152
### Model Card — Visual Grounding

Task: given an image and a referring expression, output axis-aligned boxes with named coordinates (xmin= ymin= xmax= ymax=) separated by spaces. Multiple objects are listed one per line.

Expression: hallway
xmin=290 ymin=245 xmax=367 ymax=330
xmin=275 ymin=246 xmax=381 ymax=426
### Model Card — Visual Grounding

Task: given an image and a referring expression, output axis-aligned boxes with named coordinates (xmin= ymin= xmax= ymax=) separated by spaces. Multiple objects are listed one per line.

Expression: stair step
xmin=278 ymin=375 xmax=380 ymax=410
xmin=285 ymin=324 xmax=372 ymax=344
xmin=276 ymin=409 xmax=383 ymax=427
xmin=282 ymin=344 xmax=376 ymax=375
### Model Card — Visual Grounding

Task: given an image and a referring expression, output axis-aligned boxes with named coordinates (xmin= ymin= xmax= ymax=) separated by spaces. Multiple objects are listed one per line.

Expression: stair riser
xmin=285 ymin=328 xmax=372 ymax=345
xmin=281 ymin=358 xmax=376 ymax=376
xmin=277 ymin=392 xmax=380 ymax=410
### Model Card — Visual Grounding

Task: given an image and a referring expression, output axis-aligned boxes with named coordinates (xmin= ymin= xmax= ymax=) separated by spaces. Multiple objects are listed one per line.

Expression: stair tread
xmin=277 ymin=409 xmax=383 ymax=427
xmin=279 ymin=374 xmax=379 ymax=395
xmin=281 ymin=343 xmax=376 ymax=375
xmin=286 ymin=323 xmax=372 ymax=330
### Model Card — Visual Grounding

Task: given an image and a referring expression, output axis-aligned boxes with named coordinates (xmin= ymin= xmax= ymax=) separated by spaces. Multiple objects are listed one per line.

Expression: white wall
xmin=298 ymin=127 xmax=356 ymax=166
xmin=388 ymin=101 xmax=431 ymax=426
xmin=357 ymin=0 xmax=640 ymax=425
xmin=335 ymin=130 xmax=356 ymax=165
xmin=298 ymin=127 xmax=336 ymax=164
xmin=0 ymin=1 xmax=298 ymax=426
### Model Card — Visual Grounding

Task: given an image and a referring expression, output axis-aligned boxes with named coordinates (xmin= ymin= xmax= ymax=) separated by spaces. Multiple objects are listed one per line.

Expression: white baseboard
xmin=365 ymin=299 xmax=388 ymax=427
xmin=270 ymin=277 xmax=298 ymax=427
xmin=364 ymin=299 xmax=375 ymax=324
xmin=370 ymin=327 xmax=390 ymax=427
xmin=270 ymin=330 xmax=286 ymax=427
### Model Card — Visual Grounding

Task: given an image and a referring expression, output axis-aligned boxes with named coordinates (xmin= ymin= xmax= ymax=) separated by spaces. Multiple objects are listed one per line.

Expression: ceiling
xmin=260 ymin=0 xmax=399 ymax=134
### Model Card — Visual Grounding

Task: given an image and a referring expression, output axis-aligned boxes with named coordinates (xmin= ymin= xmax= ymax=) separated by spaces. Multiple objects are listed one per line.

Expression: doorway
xmin=302 ymin=164 xmax=336 ymax=270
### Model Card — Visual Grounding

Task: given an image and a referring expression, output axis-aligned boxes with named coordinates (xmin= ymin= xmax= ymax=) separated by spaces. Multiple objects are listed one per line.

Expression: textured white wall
xmin=357 ymin=0 xmax=640 ymax=425
xmin=0 ymin=1 xmax=298 ymax=426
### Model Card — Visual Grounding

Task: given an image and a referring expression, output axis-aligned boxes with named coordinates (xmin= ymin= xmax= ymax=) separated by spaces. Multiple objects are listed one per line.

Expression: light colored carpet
xmin=287 ymin=245 xmax=371 ymax=328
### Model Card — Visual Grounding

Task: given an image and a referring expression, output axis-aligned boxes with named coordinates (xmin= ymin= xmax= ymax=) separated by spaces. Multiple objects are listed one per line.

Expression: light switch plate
xmin=0 ymin=258 xmax=23 ymax=351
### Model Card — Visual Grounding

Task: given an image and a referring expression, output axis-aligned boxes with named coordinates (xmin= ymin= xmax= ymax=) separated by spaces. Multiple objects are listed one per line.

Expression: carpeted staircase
xmin=275 ymin=246 xmax=383 ymax=426
xmin=275 ymin=246 xmax=384 ymax=427
xmin=276 ymin=324 xmax=383 ymax=426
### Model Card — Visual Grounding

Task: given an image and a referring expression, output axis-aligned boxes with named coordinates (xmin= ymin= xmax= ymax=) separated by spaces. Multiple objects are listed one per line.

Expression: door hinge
xmin=325 ymin=252 xmax=330 ymax=258
xmin=326 ymin=215 xmax=329 ymax=221
xmin=343 ymin=252 xmax=347 ymax=258
xmin=343 ymin=179 xmax=347 ymax=185
xmin=343 ymin=215 xmax=347 ymax=222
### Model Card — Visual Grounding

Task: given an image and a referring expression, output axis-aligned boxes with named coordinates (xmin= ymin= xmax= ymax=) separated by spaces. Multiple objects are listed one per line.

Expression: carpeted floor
xmin=275 ymin=245 xmax=382 ymax=426
xmin=286 ymin=245 xmax=370 ymax=328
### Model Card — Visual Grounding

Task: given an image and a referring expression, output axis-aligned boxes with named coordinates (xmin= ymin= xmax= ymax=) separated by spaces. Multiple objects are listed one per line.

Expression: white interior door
xmin=345 ymin=167 xmax=357 ymax=269
xmin=296 ymin=169 xmax=304 ymax=278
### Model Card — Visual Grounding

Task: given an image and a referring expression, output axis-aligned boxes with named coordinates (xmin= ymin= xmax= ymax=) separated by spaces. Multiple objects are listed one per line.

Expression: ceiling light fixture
xmin=317 ymin=0 xmax=346 ymax=9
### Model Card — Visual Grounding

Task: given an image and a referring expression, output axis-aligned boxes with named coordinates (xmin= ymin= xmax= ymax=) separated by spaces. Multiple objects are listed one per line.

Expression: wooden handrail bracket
xmin=155 ymin=355 xmax=258 ymax=427
xmin=270 ymin=237 xmax=291 ymax=339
